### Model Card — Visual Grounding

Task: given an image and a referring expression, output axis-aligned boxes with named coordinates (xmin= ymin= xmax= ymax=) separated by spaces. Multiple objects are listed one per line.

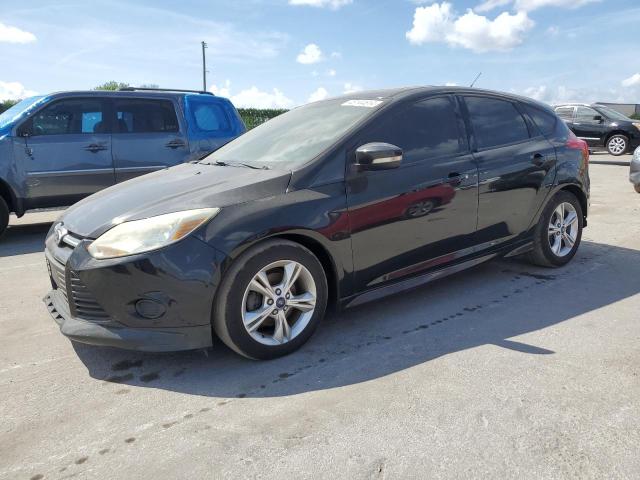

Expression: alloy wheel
xmin=241 ymin=260 xmax=317 ymax=346
xmin=548 ymin=202 xmax=579 ymax=257
xmin=608 ymin=136 xmax=626 ymax=155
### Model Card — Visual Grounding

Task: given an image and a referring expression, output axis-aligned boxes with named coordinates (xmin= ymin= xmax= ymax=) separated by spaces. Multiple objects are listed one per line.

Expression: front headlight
xmin=87 ymin=208 xmax=220 ymax=259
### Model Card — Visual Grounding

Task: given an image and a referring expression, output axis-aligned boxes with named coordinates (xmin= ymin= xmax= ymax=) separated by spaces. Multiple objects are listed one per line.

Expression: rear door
xmin=461 ymin=95 xmax=557 ymax=246
xmin=572 ymin=106 xmax=608 ymax=147
xmin=111 ymin=97 xmax=188 ymax=182
xmin=15 ymin=97 xmax=114 ymax=208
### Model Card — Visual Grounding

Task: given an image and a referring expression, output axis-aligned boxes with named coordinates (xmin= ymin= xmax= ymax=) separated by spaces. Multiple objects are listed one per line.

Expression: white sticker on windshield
xmin=341 ymin=100 xmax=383 ymax=108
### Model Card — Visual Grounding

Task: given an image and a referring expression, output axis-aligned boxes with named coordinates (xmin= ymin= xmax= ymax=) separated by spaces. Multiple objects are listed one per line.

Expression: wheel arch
xmin=604 ymin=130 xmax=630 ymax=146
xmin=0 ymin=178 xmax=19 ymax=215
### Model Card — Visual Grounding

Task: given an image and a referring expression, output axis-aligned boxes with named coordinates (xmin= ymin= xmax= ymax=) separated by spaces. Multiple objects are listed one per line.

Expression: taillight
xmin=566 ymin=130 xmax=589 ymax=165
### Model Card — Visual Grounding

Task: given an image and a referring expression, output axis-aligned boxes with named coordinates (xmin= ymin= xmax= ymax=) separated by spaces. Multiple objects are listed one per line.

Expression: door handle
xmin=531 ymin=153 xmax=545 ymax=166
xmin=165 ymin=139 xmax=186 ymax=149
xmin=84 ymin=143 xmax=107 ymax=153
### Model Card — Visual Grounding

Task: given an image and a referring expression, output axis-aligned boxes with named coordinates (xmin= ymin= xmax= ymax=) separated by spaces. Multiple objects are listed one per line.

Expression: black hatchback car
xmin=44 ymin=87 xmax=590 ymax=359
xmin=554 ymin=103 xmax=640 ymax=156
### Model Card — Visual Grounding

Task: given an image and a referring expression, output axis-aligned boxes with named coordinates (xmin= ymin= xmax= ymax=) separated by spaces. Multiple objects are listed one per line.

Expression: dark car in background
xmin=554 ymin=103 xmax=640 ymax=156
xmin=43 ymin=87 xmax=589 ymax=359
xmin=0 ymin=88 xmax=245 ymax=236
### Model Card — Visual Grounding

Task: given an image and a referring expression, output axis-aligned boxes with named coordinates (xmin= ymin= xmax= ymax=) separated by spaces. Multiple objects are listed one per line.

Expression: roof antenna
xmin=470 ymin=72 xmax=482 ymax=88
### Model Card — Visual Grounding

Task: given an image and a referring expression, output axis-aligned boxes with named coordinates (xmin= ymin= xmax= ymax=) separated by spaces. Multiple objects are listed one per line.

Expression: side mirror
xmin=593 ymin=115 xmax=603 ymax=123
xmin=355 ymin=142 xmax=402 ymax=171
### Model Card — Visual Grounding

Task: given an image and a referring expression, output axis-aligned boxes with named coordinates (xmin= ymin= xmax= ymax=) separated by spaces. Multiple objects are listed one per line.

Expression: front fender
xmin=195 ymin=182 xmax=355 ymax=298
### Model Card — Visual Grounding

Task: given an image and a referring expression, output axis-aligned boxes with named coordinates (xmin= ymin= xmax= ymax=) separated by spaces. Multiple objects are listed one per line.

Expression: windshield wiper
xmin=204 ymin=160 xmax=270 ymax=170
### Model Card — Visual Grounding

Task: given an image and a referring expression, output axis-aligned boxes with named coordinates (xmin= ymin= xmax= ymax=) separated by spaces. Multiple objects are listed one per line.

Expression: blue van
xmin=0 ymin=88 xmax=245 ymax=235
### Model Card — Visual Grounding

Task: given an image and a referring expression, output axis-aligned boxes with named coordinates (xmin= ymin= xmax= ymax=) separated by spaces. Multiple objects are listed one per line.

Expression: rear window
xmin=555 ymin=107 xmax=574 ymax=121
xmin=464 ymin=96 xmax=530 ymax=149
xmin=114 ymin=99 xmax=179 ymax=134
xmin=187 ymin=97 xmax=231 ymax=133
xmin=522 ymin=104 xmax=558 ymax=137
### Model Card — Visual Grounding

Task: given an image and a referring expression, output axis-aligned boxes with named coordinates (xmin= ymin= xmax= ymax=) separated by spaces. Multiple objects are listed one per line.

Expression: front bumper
xmin=44 ymin=290 xmax=213 ymax=351
xmin=630 ymin=154 xmax=640 ymax=186
xmin=43 ymin=232 xmax=227 ymax=352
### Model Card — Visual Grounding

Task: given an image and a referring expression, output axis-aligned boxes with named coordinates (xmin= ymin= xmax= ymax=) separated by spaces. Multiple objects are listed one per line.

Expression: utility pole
xmin=201 ymin=41 xmax=208 ymax=92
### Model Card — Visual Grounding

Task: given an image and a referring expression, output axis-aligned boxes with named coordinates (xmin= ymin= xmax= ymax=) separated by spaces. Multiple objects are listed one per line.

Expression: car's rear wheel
xmin=0 ymin=196 xmax=9 ymax=238
xmin=213 ymin=239 xmax=328 ymax=359
xmin=528 ymin=191 xmax=583 ymax=267
xmin=606 ymin=134 xmax=628 ymax=156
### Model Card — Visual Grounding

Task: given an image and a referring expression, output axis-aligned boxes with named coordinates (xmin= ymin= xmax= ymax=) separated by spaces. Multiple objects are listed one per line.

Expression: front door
xmin=111 ymin=98 xmax=189 ymax=182
xmin=347 ymin=95 xmax=479 ymax=292
xmin=571 ymin=106 xmax=608 ymax=147
xmin=461 ymin=95 xmax=557 ymax=246
xmin=14 ymin=97 xmax=114 ymax=208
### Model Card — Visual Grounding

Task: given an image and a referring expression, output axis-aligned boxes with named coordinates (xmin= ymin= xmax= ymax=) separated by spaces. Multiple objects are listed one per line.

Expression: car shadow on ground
xmin=71 ymin=240 xmax=640 ymax=399
xmin=0 ymin=222 xmax=52 ymax=257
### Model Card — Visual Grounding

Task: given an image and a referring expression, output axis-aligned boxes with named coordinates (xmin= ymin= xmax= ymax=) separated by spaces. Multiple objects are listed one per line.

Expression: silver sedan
xmin=632 ymin=147 xmax=640 ymax=193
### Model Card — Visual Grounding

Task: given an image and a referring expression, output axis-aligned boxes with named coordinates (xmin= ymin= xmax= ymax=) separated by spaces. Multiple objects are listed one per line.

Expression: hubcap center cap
xmin=275 ymin=297 xmax=286 ymax=309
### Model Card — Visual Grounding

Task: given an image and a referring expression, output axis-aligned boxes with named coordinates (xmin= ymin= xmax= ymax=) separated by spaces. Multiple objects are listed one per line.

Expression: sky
xmin=1 ymin=0 xmax=639 ymax=108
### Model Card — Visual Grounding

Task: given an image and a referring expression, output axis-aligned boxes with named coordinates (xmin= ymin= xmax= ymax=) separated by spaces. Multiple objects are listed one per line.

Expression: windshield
xmin=200 ymin=98 xmax=384 ymax=170
xmin=595 ymin=105 xmax=633 ymax=122
xmin=0 ymin=96 xmax=46 ymax=130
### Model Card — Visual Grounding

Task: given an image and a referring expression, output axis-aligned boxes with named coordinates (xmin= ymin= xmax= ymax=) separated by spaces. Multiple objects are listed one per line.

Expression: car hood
xmin=60 ymin=163 xmax=291 ymax=238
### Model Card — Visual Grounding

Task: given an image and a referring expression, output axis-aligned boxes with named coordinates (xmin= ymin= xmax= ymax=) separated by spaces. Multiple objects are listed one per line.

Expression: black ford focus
xmin=44 ymin=87 xmax=590 ymax=359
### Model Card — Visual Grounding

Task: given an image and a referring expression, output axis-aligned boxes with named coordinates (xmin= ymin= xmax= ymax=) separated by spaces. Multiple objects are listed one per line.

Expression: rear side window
xmin=464 ymin=96 xmax=530 ymax=149
xmin=555 ymin=107 xmax=575 ymax=121
xmin=29 ymin=99 xmax=105 ymax=136
xmin=114 ymin=99 xmax=179 ymax=134
xmin=187 ymin=97 xmax=231 ymax=133
xmin=575 ymin=106 xmax=601 ymax=124
xmin=522 ymin=104 xmax=558 ymax=137
xmin=364 ymin=96 xmax=465 ymax=163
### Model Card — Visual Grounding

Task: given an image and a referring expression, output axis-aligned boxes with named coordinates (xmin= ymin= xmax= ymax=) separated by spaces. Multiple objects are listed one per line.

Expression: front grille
xmin=68 ymin=271 xmax=110 ymax=320
xmin=48 ymin=256 xmax=110 ymax=322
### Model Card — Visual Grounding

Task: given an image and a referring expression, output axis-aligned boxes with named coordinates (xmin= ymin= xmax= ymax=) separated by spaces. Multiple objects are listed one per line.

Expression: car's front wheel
xmin=607 ymin=134 xmax=628 ymax=156
xmin=528 ymin=191 xmax=583 ymax=267
xmin=213 ymin=239 xmax=328 ymax=359
xmin=0 ymin=196 xmax=9 ymax=238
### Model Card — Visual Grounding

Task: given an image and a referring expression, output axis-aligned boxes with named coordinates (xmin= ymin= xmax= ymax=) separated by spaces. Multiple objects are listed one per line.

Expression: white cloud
xmin=297 ymin=43 xmax=323 ymax=64
xmin=209 ymin=81 xmax=294 ymax=108
xmin=308 ymin=87 xmax=329 ymax=103
xmin=288 ymin=0 xmax=352 ymax=9
xmin=330 ymin=51 xmax=342 ymax=59
xmin=327 ymin=69 xmax=337 ymax=77
xmin=406 ymin=2 xmax=534 ymax=53
xmin=343 ymin=82 xmax=363 ymax=94
xmin=210 ymin=79 xmax=232 ymax=98
xmin=0 ymin=81 xmax=37 ymax=101
xmin=546 ymin=25 xmax=559 ymax=36
xmin=0 ymin=22 xmax=37 ymax=44
xmin=519 ymin=84 xmax=640 ymax=105
xmin=622 ymin=73 xmax=640 ymax=88
xmin=445 ymin=82 xmax=458 ymax=86
xmin=476 ymin=0 xmax=599 ymax=12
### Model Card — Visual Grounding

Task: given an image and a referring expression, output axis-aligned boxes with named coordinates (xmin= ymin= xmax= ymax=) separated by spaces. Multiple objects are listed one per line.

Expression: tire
xmin=635 ymin=184 xmax=640 ymax=194
xmin=0 ymin=196 xmax=9 ymax=238
xmin=606 ymin=134 xmax=628 ymax=156
xmin=527 ymin=191 xmax=583 ymax=268
xmin=213 ymin=239 xmax=328 ymax=360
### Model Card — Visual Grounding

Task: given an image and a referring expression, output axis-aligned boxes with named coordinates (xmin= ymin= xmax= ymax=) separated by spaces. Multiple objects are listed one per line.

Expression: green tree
xmin=0 ymin=99 xmax=19 ymax=114
xmin=94 ymin=81 xmax=130 ymax=91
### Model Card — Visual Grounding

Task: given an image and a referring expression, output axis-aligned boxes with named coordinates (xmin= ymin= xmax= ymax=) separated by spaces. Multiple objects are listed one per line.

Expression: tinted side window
xmin=522 ymin=104 xmax=558 ymax=137
xmin=30 ymin=99 xmax=105 ymax=136
xmin=555 ymin=107 xmax=575 ymax=121
xmin=365 ymin=96 xmax=464 ymax=163
xmin=114 ymin=99 xmax=179 ymax=134
xmin=187 ymin=97 xmax=231 ymax=133
xmin=575 ymin=106 xmax=600 ymax=124
xmin=465 ymin=96 xmax=530 ymax=149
